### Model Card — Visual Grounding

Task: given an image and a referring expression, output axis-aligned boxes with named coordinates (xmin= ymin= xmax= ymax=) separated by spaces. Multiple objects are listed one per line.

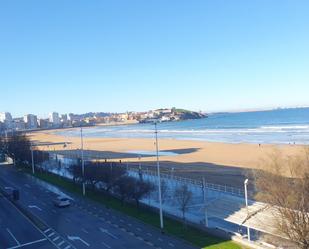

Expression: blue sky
xmin=0 ymin=0 xmax=309 ymax=117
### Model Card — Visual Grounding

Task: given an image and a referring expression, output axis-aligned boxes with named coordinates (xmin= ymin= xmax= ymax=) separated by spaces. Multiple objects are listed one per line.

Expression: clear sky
xmin=1 ymin=0 xmax=309 ymax=117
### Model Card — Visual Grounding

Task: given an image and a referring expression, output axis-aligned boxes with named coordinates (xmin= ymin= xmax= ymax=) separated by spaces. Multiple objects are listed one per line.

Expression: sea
xmin=56 ymin=108 xmax=309 ymax=144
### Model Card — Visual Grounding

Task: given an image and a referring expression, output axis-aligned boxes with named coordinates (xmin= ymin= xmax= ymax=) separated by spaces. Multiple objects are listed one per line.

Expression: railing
xmin=47 ymin=152 xmax=249 ymax=197
xmin=128 ymin=166 xmax=245 ymax=197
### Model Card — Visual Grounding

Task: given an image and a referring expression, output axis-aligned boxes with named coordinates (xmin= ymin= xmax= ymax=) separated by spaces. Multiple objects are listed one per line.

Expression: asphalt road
xmin=0 ymin=165 xmax=197 ymax=249
xmin=0 ymin=191 xmax=57 ymax=249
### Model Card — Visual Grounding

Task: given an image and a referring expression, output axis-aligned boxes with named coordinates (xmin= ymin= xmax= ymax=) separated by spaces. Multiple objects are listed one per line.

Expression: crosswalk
xmin=43 ymin=228 xmax=75 ymax=249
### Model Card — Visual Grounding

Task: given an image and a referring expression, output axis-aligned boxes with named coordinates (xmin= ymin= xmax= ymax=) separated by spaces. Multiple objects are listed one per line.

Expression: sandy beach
xmin=29 ymin=129 xmax=305 ymax=168
xmin=28 ymin=130 xmax=304 ymax=187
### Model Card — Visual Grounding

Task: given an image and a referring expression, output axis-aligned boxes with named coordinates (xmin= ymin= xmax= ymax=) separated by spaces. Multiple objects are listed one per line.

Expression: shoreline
xmin=29 ymin=125 xmax=308 ymax=146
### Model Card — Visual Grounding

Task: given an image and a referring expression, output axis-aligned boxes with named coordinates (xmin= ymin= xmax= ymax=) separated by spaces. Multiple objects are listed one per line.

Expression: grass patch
xmin=23 ymin=168 xmax=244 ymax=249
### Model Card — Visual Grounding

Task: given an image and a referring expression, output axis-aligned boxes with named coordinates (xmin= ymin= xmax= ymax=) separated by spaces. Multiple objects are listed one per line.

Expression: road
xmin=0 ymin=191 xmax=57 ymax=249
xmin=0 ymin=164 xmax=196 ymax=249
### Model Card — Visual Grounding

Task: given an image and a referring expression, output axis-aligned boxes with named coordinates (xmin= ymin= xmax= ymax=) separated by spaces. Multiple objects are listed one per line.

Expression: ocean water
xmin=56 ymin=108 xmax=309 ymax=144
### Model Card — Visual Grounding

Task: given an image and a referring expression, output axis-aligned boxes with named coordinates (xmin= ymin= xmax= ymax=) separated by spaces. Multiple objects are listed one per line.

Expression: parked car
xmin=53 ymin=196 xmax=71 ymax=207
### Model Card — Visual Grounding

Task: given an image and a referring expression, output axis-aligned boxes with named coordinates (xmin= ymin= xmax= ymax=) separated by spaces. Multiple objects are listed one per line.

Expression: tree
xmin=68 ymin=161 xmax=83 ymax=184
xmin=114 ymin=175 xmax=135 ymax=205
xmin=84 ymin=162 xmax=100 ymax=190
xmin=174 ymin=184 xmax=192 ymax=222
xmin=254 ymin=149 xmax=309 ymax=249
xmin=4 ymin=133 xmax=31 ymax=165
xmin=130 ymin=179 xmax=154 ymax=207
xmin=34 ymin=150 xmax=49 ymax=164
xmin=99 ymin=163 xmax=126 ymax=194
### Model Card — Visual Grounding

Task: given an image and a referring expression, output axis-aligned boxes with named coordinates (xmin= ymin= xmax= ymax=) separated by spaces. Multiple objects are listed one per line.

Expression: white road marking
xmin=44 ymin=228 xmax=51 ymax=233
xmin=48 ymin=232 xmax=55 ymax=237
xmin=7 ymin=238 xmax=47 ymax=249
xmin=137 ymin=227 xmax=142 ymax=231
xmin=158 ymin=238 xmax=163 ymax=241
xmin=100 ymin=227 xmax=118 ymax=239
xmin=57 ymin=241 xmax=65 ymax=246
xmin=24 ymin=184 xmax=30 ymax=188
xmin=28 ymin=205 xmax=42 ymax=211
xmin=64 ymin=246 xmax=71 ymax=249
xmin=101 ymin=242 xmax=111 ymax=248
xmin=67 ymin=235 xmax=89 ymax=246
xmin=168 ymin=242 xmax=175 ymax=247
xmin=82 ymin=228 xmax=89 ymax=234
xmin=52 ymin=236 xmax=60 ymax=241
xmin=6 ymin=228 xmax=20 ymax=246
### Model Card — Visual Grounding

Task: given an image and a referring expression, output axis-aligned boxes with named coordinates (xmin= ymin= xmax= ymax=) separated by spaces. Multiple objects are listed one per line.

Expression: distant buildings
xmin=49 ymin=112 xmax=60 ymax=127
xmin=13 ymin=118 xmax=26 ymax=130
xmin=23 ymin=114 xmax=38 ymax=129
xmin=0 ymin=108 xmax=202 ymax=133
xmin=0 ymin=112 xmax=13 ymax=129
xmin=38 ymin=118 xmax=50 ymax=129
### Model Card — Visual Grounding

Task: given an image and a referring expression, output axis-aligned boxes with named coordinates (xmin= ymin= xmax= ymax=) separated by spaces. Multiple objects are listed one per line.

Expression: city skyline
xmin=1 ymin=1 xmax=309 ymax=116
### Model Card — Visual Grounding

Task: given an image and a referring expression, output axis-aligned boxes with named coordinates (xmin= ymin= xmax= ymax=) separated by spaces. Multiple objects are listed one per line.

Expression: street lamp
xmin=154 ymin=122 xmax=164 ymax=231
xmin=244 ymin=178 xmax=250 ymax=242
xmin=138 ymin=155 xmax=142 ymax=180
xmin=30 ymin=142 xmax=35 ymax=174
xmin=80 ymin=127 xmax=85 ymax=196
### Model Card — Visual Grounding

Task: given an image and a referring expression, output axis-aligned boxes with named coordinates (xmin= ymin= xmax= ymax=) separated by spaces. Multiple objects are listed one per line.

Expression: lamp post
xmin=155 ymin=122 xmax=164 ymax=231
xmin=80 ymin=127 xmax=85 ymax=196
xmin=202 ymin=177 xmax=208 ymax=227
xmin=138 ymin=155 xmax=142 ymax=180
xmin=244 ymin=179 xmax=250 ymax=242
xmin=30 ymin=143 xmax=35 ymax=174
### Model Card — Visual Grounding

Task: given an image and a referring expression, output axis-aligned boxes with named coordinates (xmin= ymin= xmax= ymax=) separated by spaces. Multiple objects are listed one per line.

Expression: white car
xmin=53 ymin=196 xmax=71 ymax=207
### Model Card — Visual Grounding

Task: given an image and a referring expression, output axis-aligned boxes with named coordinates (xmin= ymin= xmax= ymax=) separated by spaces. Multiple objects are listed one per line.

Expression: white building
xmin=49 ymin=112 xmax=60 ymax=126
xmin=23 ymin=114 xmax=38 ymax=129
xmin=0 ymin=112 xmax=13 ymax=129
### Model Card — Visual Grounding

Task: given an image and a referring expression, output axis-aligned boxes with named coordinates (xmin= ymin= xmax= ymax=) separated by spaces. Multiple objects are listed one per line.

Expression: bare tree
xmin=254 ymin=149 xmax=309 ymax=249
xmin=174 ymin=184 xmax=192 ymax=222
xmin=3 ymin=132 xmax=31 ymax=165
xmin=114 ymin=175 xmax=135 ymax=205
xmin=99 ymin=162 xmax=126 ymax=194
xmin=68 ymin=162 xmax=83 ymax=184
xmin=131 ymin=179 xmax=154 ymax=208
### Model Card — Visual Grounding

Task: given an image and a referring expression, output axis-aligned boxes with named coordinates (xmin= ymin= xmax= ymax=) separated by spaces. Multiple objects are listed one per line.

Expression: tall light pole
xmin=138 ymin=155 xmax=142 ymax=180
xmin=155 ymin=122 xmax=164 ymax=231
xmin=244 ymin=179 xmax=250 ymax=242
xmin=202 ymin=177 xmax=208 ymax=227
xmin=80 ymin=127 xmax=85 ymax=196
xmin=30 ymin=143 xmax=35 ymax=174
